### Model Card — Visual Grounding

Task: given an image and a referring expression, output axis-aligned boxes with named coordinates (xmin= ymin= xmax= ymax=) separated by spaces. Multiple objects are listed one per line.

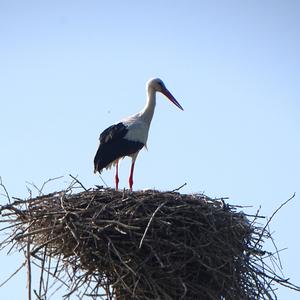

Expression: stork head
xmin=147 ymin=78 xmax=184 ymax=111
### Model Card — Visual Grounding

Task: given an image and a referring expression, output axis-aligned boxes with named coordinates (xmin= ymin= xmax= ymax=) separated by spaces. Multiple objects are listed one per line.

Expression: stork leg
xmin=115 ymin=160 xmax=119 ymax=191
xmin=129 ymin=161 xmax=135 ymax=192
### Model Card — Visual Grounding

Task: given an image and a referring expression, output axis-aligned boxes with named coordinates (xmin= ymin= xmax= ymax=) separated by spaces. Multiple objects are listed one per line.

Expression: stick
xmin=139 ymin=201 xmax=166 ymax=248
xmin=255 ymin=193 xmax=296 ymax=248
xmin=26 ymin=239 xmax=32 ymax=300
xmin=0 ymin=176 xmax=11 ymax=203
xmin=69 ymin=174 xmax=87 ymax=191
xmin=0 ymin=262 xmax=26 ymax=288
xmin=171 ymin=183 xmax=187 ymax=192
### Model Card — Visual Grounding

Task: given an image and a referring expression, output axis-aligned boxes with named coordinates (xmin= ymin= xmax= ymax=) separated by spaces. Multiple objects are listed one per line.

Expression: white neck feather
xmin=140 ymin=86 xmax=156 ymax=125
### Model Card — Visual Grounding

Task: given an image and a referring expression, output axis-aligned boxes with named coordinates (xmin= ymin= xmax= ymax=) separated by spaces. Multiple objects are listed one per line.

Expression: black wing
xmin=99 ymin=122 xmax=128 ymax=144
xmin=94 ymin=122 xmax=144 ymax=173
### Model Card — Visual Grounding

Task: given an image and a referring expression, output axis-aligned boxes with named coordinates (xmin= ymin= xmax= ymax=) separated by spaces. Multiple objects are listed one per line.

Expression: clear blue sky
xmin=1 ymin=0 xmax=299 ymax=299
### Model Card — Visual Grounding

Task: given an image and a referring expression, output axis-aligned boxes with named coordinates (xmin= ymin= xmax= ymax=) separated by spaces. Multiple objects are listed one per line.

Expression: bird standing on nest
xmin=94 ymin=78 xmax=184 ymax=191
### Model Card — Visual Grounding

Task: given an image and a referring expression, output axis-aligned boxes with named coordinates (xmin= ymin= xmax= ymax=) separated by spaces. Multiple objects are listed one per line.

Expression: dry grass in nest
xmin=0 ymin=178 xmax=299 ymax=299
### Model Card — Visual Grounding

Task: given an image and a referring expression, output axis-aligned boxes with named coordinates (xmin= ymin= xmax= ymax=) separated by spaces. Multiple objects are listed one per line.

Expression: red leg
xmin=115 ymin=160 xmax=119 ymax=191
xmin=129 ymin=161 xmax=135 ymax=191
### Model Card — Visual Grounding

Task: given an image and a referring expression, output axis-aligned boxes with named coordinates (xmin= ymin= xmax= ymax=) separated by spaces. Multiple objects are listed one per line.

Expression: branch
xmin=171 ymin=182 xmax=187 ymax=192
xmin=255 ymin=193 xmax=296 ymax=248
xmin=69 ymin=174 xmax=87 ymax=191
xmin=0 ymin=176 xmax=11 ymax=203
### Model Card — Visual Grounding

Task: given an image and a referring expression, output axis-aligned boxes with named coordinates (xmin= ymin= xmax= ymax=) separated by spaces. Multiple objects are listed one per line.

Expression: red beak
xmin=162 ymin=88 xmax=184 ymax=111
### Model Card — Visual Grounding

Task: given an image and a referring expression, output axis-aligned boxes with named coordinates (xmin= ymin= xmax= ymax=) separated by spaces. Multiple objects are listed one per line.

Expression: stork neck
xmin=140 ymin=87 xmax=156 ymax=125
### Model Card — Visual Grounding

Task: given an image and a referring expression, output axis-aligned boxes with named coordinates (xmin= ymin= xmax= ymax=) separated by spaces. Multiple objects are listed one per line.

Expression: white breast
xmin=122 ymin=113 xmax=150 ymax=145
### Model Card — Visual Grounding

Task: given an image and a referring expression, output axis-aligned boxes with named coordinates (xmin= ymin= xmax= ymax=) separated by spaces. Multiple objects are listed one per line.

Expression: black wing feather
xmin=99 ymin=122 xmax=128 ymax=144
xmin=94 ymin=122 xmax=144 ymax=173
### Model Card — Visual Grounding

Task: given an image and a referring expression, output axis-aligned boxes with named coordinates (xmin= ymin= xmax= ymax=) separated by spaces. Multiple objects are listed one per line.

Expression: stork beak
xmin=162 ymin=88 xmax=184 ymax=111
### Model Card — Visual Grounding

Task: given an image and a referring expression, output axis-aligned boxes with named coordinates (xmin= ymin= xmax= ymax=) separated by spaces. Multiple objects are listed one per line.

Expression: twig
xmin=40 ymin=176 xmax=64 ymax=194
xmin=33 ymin=290 xmax=43 ymax=300
xmin=15 ymin=225 xmax=63 ymax=240
xmin=26 ymin=239 xmax=32 ymax=300
xmin=0 ymin=261 xmax=26 ymax=288
xmin=98 ymin=174 xmax=109 ymax=188
xmin=255 ymin=193 xmax=296 ymax=248
xmin=93 ymin=219 xmax=140 ymax=230
xmin=31 ymin=233 xmax=67 ymax=256
xmin=0 ymin=176 xmax=11 ymax=203
xmin=69 ymin=174 xmax=87 ymax=191
xmin=171 ymin=182 xmax=187 ymax=192
xmin=26 ymin=176 xmax=64 ymax=196
xmin=108 ymin=237 xmax=136 ymax=276
xmin=139 ymin=201 xmax=166 ymax=248
xmin=38 ymin=247 xmax=46 ymax=299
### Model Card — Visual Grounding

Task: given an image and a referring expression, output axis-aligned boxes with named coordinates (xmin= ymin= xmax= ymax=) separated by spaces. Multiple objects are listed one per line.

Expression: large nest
xmin=0 ymin=183 xmax=299 ymax=299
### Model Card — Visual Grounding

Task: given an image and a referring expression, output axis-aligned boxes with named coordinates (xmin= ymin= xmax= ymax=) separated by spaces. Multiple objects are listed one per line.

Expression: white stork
xmin=94 ymin=78 xmax=183 ymax=191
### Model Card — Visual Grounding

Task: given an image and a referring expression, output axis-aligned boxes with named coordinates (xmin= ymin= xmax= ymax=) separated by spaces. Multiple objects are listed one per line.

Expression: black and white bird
xmin=94 ymin=78 xmax=184 ymax=191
